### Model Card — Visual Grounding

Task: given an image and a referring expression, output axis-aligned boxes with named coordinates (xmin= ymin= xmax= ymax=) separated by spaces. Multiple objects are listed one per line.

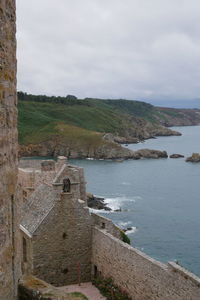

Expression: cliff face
xmin=156 ymin=107 xmax=200 ymax=127
xmin=19 ymin=134 xmax=168 ymax=160
xmin=0 ymin=1 xmax=19 ymax=299
xmin=18 ymin=121 xmax=179 ymax=159
xmin=18 ymin=94 xmax=200 ymax=159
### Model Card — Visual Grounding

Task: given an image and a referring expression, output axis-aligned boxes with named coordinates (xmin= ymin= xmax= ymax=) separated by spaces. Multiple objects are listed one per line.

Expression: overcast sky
xmin=16 ymin=0 xmax=200 ymax=105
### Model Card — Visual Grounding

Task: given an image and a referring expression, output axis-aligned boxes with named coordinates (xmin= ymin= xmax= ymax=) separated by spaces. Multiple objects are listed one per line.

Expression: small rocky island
xmin=170 ymin=154 xmax=184 ymax=158
xmin=186 ymin=153 xmax=200 ymax=162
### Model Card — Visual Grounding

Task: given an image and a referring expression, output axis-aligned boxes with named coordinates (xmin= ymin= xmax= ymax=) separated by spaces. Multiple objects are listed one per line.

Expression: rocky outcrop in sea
xmin=186 ymin=153 xmax=200 ymax=162
xmin=87 ymin=193 xmax=111 ymax=211
xmin=134 ymin=149 xmax=168 ymax=159
xmin=170 ymin=154 xmax=184 ymax=158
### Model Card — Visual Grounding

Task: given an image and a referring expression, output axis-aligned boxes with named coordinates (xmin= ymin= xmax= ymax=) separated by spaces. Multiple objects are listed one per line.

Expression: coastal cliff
xmin=19 ymin=122 xmax=168 ymax=159
xmin=18 ymin=93 xmax=200 ymax=159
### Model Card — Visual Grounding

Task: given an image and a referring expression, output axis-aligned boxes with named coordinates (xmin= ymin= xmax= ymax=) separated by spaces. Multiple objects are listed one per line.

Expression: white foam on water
xmin=126 ymin=227 xmax=137 ymax=235
xmin=89 ymin=195 xmax=142 ymax=213
xmin=118 ymin=221 xmax=132 ymax=227
xmin=104 ymin=195 xmax=141 ymax=210
xmin=88 ymin=208 xmax=114 ymax=214
xmin=104 ymin=196 xmax=127 ymax=211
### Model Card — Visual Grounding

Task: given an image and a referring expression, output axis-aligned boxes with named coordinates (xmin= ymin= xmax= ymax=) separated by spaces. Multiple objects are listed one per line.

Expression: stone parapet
xmin=92 ymin=227 xmax=200 ymax=300
xmin=91 ymin=213 xmax=121 ymax=239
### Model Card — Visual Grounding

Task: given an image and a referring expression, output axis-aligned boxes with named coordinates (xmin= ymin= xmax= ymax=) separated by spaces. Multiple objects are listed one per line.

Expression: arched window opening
xmin=63 ymin=178 xmax=71 ymax=193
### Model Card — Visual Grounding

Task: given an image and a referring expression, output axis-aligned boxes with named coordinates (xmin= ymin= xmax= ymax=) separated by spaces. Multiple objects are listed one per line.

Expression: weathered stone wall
xmin=18 ymin=167 xmax=56 ymax=203
xmin=20 ymin=231 xmax=33 ymax=276
xmin=19 ymin=158 xmax=65 ymax=171
xmin=78 ymin=167 xmax=87 ymax=201
xmin=18 ymin=166 xmax=57 ymax=189
xmin=91 ymin=213 xmax=121 ymax=239
xmin=0 ymin=0 xmax=18 ymax=299
xmin=19 ymin=159 xmax=45 ymax=169
xmin=18 ymin=275 xmax=72 ymax=300
xmin=32 ymin=192 xmax=92 ymax=286
xmin=92 ymin=228 xmax=200 ymax=300
xmin=53 ymin=164 xmax=86 ymax=201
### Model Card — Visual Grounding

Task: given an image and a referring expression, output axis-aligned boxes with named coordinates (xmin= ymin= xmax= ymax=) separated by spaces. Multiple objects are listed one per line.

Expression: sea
xmin=70 ymin=125 xmax=200 ymax=277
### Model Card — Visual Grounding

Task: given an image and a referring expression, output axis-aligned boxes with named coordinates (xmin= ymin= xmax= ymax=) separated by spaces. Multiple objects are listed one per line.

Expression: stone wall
xmin=78 ymin=168 xmax=86 ymax=201
xmin=18 ymin=166 xmax=57 ymax=204
xmin=91 ymin=213 xmax=121 ymax=239
xmin=92 ymin=228 xmax=200 ymax=300
xmin=20 ymin=231 xmax=33 ymax=276
xmin=0 ymin=0 xmax=18 ymax=299
xmin=18 ymin=275 xmax=72 ymax=300
xmin=32 ymin=192 xmax=92 ymax=286
xmin=19 ymin=168 xmax=56 ymax=189
xmin=19 ymin=159 xmax=45 ymax=169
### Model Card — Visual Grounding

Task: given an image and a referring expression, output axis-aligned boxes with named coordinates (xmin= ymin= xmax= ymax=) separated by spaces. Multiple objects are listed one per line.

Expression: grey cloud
xmin=16 ymin=0 xmax=200 ymax=104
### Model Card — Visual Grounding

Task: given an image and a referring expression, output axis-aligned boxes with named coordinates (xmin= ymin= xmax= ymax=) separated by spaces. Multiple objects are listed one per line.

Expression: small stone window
xmin=23 ymin=237 xmax=27 ymax=263
xmin=62 ymin=232 xmax=67 ymax=239
xmin=63 ymin=178 xmax=71 ymax=193
xmin=94 ymin=265 xmax=98 ymax=278
xmin=101 ymin=222 xmax=105 ymax=229
xmin=62 ymin=268 xmax=69 ymax=274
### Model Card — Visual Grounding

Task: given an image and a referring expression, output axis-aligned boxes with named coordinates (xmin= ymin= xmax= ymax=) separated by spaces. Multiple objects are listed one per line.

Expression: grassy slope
xmin=18 ymin=96 xmax=200 ymax=148
xmin=18 ymin=100 xmax=142 ymax=145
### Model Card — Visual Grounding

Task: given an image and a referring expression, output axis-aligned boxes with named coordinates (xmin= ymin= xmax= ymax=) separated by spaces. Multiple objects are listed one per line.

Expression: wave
xmin=126 ymin=227 xmax=137 ymax=235
xmin=89 ymin=208 xmax=114 ymax=214
xmin=117 ymin=221 xmax=137 ymax=235
xmin=104 ymin=195 xmax=141 ymax=211
xmin=118 ymin=221 xmax=132 ymax=227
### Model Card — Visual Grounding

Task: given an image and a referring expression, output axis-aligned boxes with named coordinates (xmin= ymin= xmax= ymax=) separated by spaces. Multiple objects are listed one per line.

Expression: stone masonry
xmin=20 ymin=160 xmax=93 ymax=286
xmin=0 ymin=0 xmax=18 ymax=299
xmin=18 ymin=158 xmax=200 ymax=299
xmin=92 ymin=228 xmax=200 ymax=300
xmin=2 ymin=2 xmax=200 ymax=299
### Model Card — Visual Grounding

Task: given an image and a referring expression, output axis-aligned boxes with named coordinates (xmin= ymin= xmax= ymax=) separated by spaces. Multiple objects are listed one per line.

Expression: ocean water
xmin=70 ymin=125 xmax=200 ymax=277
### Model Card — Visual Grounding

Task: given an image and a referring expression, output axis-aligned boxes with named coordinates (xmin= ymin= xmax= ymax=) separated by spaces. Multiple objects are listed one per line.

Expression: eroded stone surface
xmin=18 ymin=275 xmax=77 ymax=300
xmin=92 ymin=228 xmax=200 ymax=300
xmin=0 ymin=0 xmax=18 ymax=299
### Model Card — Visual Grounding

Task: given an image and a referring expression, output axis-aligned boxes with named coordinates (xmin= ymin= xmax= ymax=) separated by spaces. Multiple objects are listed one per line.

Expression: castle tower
xmin=0 ymin=1 xmax=18 ymax=299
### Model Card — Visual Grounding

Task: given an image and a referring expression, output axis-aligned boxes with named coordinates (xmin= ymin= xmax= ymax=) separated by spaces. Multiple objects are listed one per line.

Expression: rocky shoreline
xmin=86 ymin=193 xmax=136 ymax=234
xmin=19 ymin=139 xmax=169 ymax=160
xmin=19 ymin=120 xmax=182 ymax=160
xmin=103 ymin=126 xmax=181 ymax=145
xmin=87 ymin=193 xmax=112 ymax=211
xmin=87 ymin=193 xmax=123 ymax=212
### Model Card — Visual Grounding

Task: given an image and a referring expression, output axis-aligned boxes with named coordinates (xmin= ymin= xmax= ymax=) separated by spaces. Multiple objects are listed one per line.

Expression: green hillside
xmin=18 ymin=95 xmax=153 ymax=145
xmin=18 ymin=92 xmax=200 ymax=158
